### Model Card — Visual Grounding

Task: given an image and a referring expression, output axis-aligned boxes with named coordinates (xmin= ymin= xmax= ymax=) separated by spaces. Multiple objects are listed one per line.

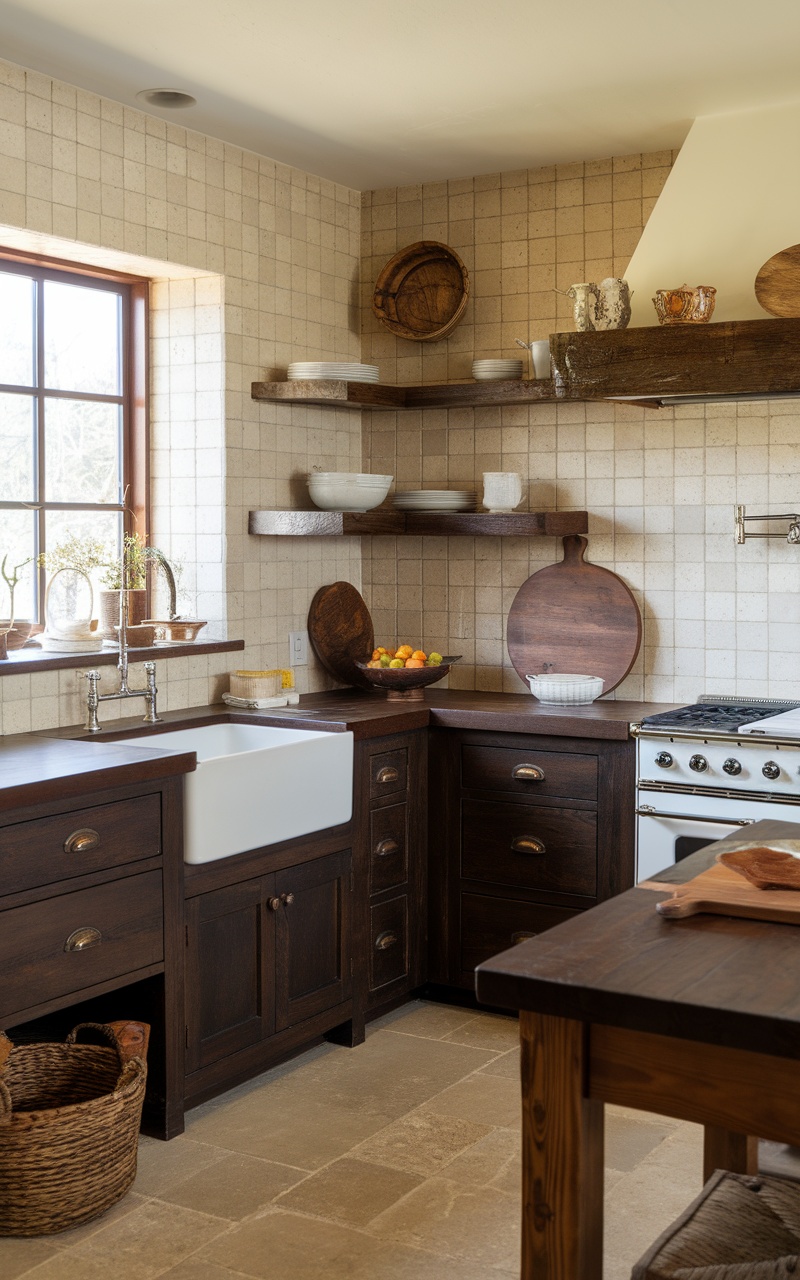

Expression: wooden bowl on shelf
xmin=355 ymin=657 xmax=461 ymax=701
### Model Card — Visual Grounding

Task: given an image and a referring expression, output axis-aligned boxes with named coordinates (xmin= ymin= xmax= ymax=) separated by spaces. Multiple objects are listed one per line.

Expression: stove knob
xmin=654 ymin=751 xmax=673 ymax=769
xmin=762 ymin=760 xmax=781 ymax=781
xmin=722 ymin=758 xmax=742 ymax=776
xmin=689 ymin=754 xmax=708 ymax=773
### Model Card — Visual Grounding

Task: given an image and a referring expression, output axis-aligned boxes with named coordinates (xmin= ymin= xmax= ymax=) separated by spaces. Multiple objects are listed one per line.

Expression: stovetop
xmin=642 ymin=699 xmax=800 ymax=734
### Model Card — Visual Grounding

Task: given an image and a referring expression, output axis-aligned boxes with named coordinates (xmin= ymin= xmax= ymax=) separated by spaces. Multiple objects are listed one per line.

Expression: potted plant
xmin=97 ymin=532 xmax=150 ymax=638
xmin=0 ymin=555 xmax=34 ymax=659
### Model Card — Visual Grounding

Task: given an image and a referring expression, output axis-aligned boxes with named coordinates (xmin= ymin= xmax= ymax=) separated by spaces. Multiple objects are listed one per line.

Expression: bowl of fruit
xmin=356 ymin=645 xmax=461 ymax=700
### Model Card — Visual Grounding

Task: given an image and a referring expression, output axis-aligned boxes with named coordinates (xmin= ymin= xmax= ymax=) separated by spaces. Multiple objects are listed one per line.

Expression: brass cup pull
xmin=511 ymin=931 xmax=537 ymax=945
xmin=268 ymin=897 xmax=282 ymax=911
xmin=511 ymin=836 xmax=546 ymax=855
xmin=375 ymin=930 xmax=398 ymax=951
xmin=375 ymin=838 xmax=399 ymax=859
xmin=64 ymin=926 xmax=102 ymax=952
xmin=511 ymin=764 xmax=545 ymax=782
xmin=377 ymin=766 xmax=399 ymax=784
xmin=281 ymin=892 xmax=295 ymax=906
xmin=63 ymin=828 xmax=101 ymax=855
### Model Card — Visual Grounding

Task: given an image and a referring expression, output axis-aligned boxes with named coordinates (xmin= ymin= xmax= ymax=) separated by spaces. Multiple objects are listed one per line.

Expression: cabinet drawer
xmin=369 ymin=803 xmax=408 ymax=894
xmin=370 ymin=896 xmax=409 ymax=992
xmin=369 ymin=748 xmax=408 ymax=798
xmin=461 ymin=892 xmax=580 ymax=975
xmin=461 ymin=744 xmax=597 ymax=802
xmin=0 ymin=795 xmax=161 ymax=896
xmin=461 ymin=799 xmax=597 ymax=897
xmin=0 ymin=870 xmax=163 ymax=1021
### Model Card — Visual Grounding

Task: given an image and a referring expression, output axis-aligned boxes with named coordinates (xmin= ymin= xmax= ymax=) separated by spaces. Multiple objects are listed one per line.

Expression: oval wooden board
xmin=308 ymin=581 xmax=375 ymax=690
xmin=755 ymin=244 xmax=800 ymax=317
xmin=373 ymin=241 xmax=469 ymax=342
xmin=506 ymin=535 xmax=642 ymax=694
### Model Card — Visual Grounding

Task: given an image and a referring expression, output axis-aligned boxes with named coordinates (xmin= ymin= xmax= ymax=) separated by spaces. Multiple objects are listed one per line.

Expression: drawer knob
xmin=268 ymin=897 xmax=282 ymax=911
xmin=64 ymin=926 xmax=102 ymax=952
xmin=375 ymin=838 xmax=400 ymax=859
xmin=377 ymin=766 xmax=399 ymax=784
xmin=511 ymin=931 xmax=537 ymax=945
xmin=511 ymin=835 xmax=546 ymax=855
xmin=63 ymin=828 xmax=101 ymax=855
xmin=281 ymin=892 xmax=295 ymax=907
xmin=511 ymin=764 xmax=545 ymax=782
xmin=375 ymin=930 xmax=399 ymax=951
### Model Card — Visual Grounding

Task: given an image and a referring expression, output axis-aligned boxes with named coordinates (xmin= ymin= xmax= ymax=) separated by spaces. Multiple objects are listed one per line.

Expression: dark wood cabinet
xmin=428 ymin=726 xmax=635 ymax=990
xmin=274 ymin=851 xmax=351 ymax=1031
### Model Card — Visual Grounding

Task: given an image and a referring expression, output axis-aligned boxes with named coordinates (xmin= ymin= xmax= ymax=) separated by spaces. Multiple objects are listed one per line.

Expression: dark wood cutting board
xmin=506 ymin=535 xmax=642 ymax=694
xmin=308 ymin=581 xmax=375 ymax=690
xmin=755 ymin=244 xmax=800 ymax=317
xmin=650 ymin=862 xmax=800 ymax=925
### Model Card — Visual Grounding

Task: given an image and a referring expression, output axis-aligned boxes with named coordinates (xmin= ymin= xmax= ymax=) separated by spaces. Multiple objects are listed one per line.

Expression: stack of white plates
xmin=287 ymin=362 xmax=380 ymax=383
xmin=471 ymin=359 xmax=523 ymax=381
xmin=394 ymin=490 xmax=477 ymax=512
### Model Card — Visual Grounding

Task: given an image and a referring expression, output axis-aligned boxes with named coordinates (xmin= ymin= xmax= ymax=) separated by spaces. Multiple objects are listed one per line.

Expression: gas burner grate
xmin=641 ymin=701 xmax=800 ymax=732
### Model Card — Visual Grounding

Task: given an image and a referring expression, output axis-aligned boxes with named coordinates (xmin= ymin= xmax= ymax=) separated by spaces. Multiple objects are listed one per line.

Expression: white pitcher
xmin=594 ymin=278 xmax=632 ymax=331
xmin=566 ymin=282 xmax=599 ymax=332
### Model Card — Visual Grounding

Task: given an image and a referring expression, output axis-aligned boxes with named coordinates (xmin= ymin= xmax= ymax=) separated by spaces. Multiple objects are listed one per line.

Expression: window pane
xmin=0 ymin=509 xmax=36 ymax=621
xmin=45 ymin=508 xmax=122 ymax=620
xmin=0 ymin=271 xmax=35 ymax=387
xmin=44 ymin=399 xmax=122 ymax=504
xmin=44 ymin=280 xmax=121 ymax=394
xmin=0 ymin=392 xmax=35 ymax=501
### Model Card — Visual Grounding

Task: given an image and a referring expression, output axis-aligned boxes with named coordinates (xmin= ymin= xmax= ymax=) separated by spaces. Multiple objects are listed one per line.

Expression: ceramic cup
xmin=530 ymin=340 xmax=551 ymax=378
xmin=482 ymin=472 xmax=523 ymax=513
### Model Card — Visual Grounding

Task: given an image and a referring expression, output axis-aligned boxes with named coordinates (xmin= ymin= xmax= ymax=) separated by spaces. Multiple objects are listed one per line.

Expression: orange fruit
xmin=396 ymin=644 xmax=413 ymax=660
xmin=405 ymin=658 xmax=425 ymax=668
xmin=411 ymin=650 xmax=427 ymax=662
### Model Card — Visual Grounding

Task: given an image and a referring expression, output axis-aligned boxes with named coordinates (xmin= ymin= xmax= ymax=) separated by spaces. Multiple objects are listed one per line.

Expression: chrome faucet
xmin=83 ymin=589 xmax=162 ymax=732
xmin=146 ymin=548 xmax=179 ymax=620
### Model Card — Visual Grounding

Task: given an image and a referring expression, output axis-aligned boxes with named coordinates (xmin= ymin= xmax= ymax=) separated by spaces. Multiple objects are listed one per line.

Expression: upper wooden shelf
xmin=248 ymin=510 xmax=588 ymax=538
xmin=251 ymin=377 xmax=563 ymax=411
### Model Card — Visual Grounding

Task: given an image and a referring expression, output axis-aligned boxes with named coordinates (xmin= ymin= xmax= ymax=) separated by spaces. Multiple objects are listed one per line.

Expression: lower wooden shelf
xmin=248 ymin=510 xmax=588 ymax=537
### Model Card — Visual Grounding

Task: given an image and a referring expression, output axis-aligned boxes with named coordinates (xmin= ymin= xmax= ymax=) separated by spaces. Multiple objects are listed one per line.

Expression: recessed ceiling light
xmin=136 ymin=89 xmax=197 ymax=109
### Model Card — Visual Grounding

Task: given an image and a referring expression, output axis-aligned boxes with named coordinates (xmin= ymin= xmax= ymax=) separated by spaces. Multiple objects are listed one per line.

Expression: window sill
xmin=0 ymin=637 xmax=245 ymax=676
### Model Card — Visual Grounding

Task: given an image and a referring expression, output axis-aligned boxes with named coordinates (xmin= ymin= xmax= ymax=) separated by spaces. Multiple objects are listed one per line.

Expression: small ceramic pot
xmin=653 ymin=284 xmax=716 ymax=325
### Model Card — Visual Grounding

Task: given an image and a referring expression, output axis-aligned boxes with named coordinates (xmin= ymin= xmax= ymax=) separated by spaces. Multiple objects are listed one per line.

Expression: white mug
xmin=482 ymin=472 xmax=523 ymax=513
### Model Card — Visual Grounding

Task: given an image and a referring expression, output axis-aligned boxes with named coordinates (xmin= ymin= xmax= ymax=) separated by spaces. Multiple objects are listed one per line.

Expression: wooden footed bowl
xmin=355 ymin=657 xmax=461 ymax=701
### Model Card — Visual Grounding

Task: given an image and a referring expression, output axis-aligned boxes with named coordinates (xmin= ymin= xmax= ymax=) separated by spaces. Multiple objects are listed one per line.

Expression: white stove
xmin=633 ymin=697 xmax=800 ymax=881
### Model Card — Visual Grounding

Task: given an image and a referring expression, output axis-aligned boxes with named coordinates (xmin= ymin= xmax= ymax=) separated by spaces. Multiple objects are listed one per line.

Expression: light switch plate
xmin=289 ymin=629 xmax=308 ymax=665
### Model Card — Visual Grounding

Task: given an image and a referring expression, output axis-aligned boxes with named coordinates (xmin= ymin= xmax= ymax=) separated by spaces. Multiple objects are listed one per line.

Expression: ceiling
xmin=3 ymin=0 xmax=800 ymax=190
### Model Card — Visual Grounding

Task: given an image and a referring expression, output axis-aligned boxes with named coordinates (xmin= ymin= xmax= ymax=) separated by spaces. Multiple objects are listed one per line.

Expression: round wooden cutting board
xmin=372 ymin=241 xmax=469 ymax=341
xmin=308 ymin=581 xmax=375 ymax=690
xmin=755 ymin=244 xmax=800 ymax=317
xmin=506 ymin=536 xmax=642 ymax=695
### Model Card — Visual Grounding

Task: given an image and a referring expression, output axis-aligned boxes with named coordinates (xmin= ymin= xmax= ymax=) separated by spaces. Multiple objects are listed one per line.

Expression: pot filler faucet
xmin=82 ymin=589 xmax=162 ymax=733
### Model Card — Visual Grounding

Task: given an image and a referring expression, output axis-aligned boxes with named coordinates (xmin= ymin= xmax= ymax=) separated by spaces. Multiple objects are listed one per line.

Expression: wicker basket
xmin=0 ymin=1020 xmax=149 ymax=1236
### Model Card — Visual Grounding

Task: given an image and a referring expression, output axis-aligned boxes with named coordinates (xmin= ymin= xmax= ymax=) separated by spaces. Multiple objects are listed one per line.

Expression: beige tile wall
xmin=360 ymin=156 xmax=800 ymax=703
xmin=0 ymin=57 xmax=362 ymax=734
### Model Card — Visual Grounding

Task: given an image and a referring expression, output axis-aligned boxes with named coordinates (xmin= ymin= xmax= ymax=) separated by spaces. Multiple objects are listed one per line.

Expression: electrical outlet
xmin=289 ymin=629 xmax=308 ymax=666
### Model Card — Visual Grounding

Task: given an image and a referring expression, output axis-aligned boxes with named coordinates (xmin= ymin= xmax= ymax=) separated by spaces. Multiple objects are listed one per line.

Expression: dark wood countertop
xmin=0 ymin=734 xmax=196 ymax=812
xmin=476 ymin=819 xmax=800 ymax=1061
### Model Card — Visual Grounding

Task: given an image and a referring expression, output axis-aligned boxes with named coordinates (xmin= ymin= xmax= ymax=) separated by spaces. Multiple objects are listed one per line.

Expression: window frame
xmin=0 ymin=248 xmax=150 ymax=623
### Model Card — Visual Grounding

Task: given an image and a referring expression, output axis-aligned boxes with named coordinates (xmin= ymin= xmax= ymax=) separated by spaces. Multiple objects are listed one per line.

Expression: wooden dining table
xmin=475 ymin=819 xmax=800 ymax=1280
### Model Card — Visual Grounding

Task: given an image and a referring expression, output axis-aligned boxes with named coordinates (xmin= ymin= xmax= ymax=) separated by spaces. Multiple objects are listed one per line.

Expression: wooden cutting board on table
xmin=755 ymin=244 xmax=800 ymax=317
xmin=307 ymin=581 xmax=375 ymax=690
xmin=651 ymin=862 xmax=800 ymax=925
xmin=506 ymin=535 xmax=642 ymax=693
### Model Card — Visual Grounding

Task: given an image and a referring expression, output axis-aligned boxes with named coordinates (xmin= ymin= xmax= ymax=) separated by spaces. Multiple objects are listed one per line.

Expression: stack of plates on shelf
xmin=287 ymin=362 xmax=380 ymax=382
xmin=471 ymin=358 xmax=523 ymax=381
xmin=394 ymin=490 xmax=477 ymax=512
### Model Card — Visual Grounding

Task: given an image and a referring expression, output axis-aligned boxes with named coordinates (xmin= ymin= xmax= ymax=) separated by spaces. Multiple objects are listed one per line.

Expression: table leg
xmin=520 ymin=1011 xmax=604 ymax=1280
xmin=703 ymin=1126 xmax=758 ymax=1181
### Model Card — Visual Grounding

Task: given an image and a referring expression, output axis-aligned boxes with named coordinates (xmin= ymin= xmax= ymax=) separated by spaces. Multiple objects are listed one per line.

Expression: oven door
xmin=635 ymin=788 xmax=767 ymax=882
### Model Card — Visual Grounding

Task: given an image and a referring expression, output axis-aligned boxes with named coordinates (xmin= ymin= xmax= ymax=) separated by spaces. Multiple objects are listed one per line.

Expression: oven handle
xmin=636 ymin=806 xmax=755 ymax=826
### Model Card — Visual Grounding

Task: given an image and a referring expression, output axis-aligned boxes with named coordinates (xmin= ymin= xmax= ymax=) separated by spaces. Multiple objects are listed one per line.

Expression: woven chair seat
xmin=632 ymin=1170 xmax=800 ymax=1279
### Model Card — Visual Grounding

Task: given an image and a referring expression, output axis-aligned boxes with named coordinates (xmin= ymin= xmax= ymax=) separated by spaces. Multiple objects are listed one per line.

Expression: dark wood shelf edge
xmin=251 ymin=377 xmax=565 ymax=411
xmin=0 ymin=637 xmax=245 ymax=677
xmin=248 ymin=510 xmax=588 ymax=537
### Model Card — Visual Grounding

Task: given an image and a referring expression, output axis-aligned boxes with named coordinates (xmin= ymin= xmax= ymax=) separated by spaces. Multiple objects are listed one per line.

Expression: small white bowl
xmin=526 ymin=673 xmax=604 ymax=704
xmin=308 ymin=472 xmax=392 ymax=512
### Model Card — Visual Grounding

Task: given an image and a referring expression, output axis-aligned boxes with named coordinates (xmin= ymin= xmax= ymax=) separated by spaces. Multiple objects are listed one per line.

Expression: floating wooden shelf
xmin=251 ymin=377 xmax=563 ymax=411
xmin=248 ymin=510 xmax=588 ymax=538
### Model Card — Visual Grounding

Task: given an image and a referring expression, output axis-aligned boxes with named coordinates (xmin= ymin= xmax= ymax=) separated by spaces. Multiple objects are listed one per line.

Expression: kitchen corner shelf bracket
xmin=735 ymin=504 xmax=800 ymax=545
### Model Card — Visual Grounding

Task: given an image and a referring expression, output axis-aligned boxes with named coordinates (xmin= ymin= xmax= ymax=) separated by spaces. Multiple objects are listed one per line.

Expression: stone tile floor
xmin=0 ymin=1000 xmax=724 ymax=1279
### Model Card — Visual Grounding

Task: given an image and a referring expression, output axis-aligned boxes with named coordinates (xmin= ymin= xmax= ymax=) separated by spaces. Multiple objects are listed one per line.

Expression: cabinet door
xmin=185 ymin=877 xmax=274 ymax=1074
xmin=274 ymin=850 xmax=352 ymax=1032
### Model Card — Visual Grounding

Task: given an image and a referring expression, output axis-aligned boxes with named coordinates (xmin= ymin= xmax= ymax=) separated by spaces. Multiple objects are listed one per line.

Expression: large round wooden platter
xmin=506 ymin=536 xmax=642 ymax=695
xmin=373 ymin=241 xmax=469 ymax=342
xmin=755 ymin=244 xmax=800 ymax=317
xmin=308 ymin=581 xmax=375 ymax=690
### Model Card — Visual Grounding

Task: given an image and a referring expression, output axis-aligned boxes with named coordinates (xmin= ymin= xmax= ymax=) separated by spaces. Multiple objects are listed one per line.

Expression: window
xmin=0 ymin=254 xmax=147 ymax=623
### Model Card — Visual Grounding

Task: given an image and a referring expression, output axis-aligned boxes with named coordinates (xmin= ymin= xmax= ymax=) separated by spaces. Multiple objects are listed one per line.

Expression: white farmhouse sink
xmin=119 ymin=722 xmax=353 ymax=863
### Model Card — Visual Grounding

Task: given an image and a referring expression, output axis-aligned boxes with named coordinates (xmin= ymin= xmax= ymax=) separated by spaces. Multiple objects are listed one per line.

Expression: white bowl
xmin=308 ymin=473 xmax=392 ymax=512
xmin=526 ymin=673 xmax=604 ymax=704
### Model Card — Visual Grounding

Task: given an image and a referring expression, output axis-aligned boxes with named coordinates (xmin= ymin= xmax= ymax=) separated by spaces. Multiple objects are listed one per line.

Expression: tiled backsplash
xmin=360 ymin=159 xmax=800 ymax=703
